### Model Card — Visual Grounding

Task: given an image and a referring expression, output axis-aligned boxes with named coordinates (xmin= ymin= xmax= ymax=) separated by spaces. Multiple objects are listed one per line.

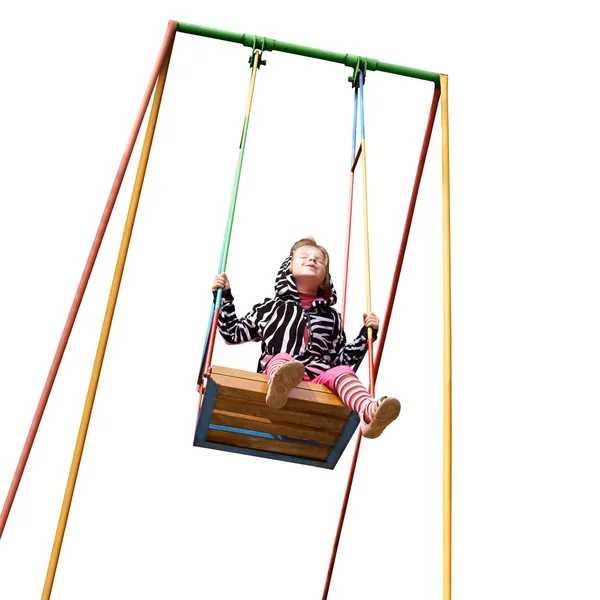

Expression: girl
xmin=212 ymin=238 xmax=400 ymax=439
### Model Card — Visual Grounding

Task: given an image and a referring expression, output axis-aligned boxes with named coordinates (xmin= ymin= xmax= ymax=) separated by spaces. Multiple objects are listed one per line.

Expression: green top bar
xmin=176 ymin=22 xmax=440 ymax=86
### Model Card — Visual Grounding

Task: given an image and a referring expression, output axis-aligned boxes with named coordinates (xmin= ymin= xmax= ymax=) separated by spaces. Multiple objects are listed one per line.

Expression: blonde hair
xmin=290 ymin=237 xmax=331 ymax=293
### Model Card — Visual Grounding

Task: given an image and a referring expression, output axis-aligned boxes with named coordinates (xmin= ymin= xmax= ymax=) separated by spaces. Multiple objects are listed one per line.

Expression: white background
xmin=0 ymin=2 xmax=598 ymax=599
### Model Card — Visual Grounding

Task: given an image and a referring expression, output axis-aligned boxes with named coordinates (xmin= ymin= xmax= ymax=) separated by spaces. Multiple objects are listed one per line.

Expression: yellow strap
xmin=41 ymin=38 xmax=175 ymax=600
xmin=361 ymin=139 xmax=373 ymax=339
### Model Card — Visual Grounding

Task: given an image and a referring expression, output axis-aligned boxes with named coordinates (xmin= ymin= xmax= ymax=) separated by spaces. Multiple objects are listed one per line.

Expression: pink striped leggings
xmin=266 ymin=353 xmax=374 ymax=417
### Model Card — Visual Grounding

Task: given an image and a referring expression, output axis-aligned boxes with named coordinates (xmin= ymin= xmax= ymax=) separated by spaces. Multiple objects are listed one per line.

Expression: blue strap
xmin=351 ymin=86 xmax=358 ymax=165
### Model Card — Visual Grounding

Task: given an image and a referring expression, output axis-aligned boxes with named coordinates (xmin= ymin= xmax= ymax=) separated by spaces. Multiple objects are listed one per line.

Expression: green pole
xmin=176 ymin=22 xmax=440 ymax=86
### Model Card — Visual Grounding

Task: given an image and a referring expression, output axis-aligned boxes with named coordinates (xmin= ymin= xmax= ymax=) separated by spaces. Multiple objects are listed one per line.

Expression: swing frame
xmin=1 ymin=21 xmax=452 ymax=600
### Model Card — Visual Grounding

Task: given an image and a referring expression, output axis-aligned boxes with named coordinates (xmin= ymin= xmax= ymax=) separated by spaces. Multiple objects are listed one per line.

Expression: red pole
xmin=321 ymin=432 xmax=363 ymax=600
xmin=322 ymin=85 xmax=441 ymax=598
xmin=0 ymin=20 xmax=178 ymax=539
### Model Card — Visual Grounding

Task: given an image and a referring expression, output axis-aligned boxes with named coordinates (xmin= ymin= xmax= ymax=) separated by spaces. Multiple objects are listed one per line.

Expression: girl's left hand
xmin=363 ymin=312 xmax=380 ymax=330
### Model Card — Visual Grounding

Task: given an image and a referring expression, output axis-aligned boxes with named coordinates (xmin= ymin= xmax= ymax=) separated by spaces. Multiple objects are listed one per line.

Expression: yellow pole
xmin=41 ymin=39 xmax=175 ymax=600
xmin=441 ymin=74 xmax=452 ymax=600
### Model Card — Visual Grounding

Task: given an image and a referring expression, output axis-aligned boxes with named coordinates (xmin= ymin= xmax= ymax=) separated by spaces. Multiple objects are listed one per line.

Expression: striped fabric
xmin=333 ymin=372 xmax=374 ymax=423
xmin=216 ymin=255 xmax=376 ymax=379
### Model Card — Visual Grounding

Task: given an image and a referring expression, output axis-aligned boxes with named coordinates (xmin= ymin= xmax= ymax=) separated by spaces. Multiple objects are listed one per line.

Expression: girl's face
xmin=291 ymin=245 xmax=327 ymax=292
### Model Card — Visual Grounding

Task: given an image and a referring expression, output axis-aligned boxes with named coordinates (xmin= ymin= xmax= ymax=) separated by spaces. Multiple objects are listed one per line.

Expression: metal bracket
xmin=248 ymin=36 xmax=267 ymax=68
xmin=348 ymin=57 xmax=367 ymax=87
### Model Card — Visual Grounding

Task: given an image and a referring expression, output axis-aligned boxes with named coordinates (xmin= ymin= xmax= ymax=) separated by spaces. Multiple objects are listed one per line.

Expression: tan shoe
xmin=266 ymin=360 xmax=305 ymax=409
xmin=360 ymin=396 xmax=401 ymax=439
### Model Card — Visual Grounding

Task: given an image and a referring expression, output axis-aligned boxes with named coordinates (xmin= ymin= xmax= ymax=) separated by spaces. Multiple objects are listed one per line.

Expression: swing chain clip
xmin=248 ymin=36 xmax=267 ymax=68
xmin=348 ymin=57 xmax=369 ymax=88
xmin=197 ymin=365 xmax=213 ymax=397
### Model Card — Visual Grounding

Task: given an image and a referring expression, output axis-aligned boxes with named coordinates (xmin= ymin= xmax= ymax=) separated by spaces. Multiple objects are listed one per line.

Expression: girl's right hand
xmin=212 ymin=273 xmax=231 ymax=291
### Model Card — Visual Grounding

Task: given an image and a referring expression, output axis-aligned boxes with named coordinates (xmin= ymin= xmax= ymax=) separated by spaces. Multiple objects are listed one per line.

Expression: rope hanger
xmin=197 ymin=56 xmax=377 ymax=398
xmin=197 ymin=49 xmax=262 ymax=394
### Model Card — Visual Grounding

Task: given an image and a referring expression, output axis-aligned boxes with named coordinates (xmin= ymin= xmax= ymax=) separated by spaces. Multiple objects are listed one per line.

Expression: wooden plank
xmin=214 ymin=395 xmax=348 ymax=434
xmin=210 ymin=371 xmax=350 ymax=416
xmin=212 ymin=370 xmax=340 ymax=406
xmin=212 ymin=365 xmax=335 ymax=396
xmin=206 ymin=428 xmax=331 ymax=461
xmin=211 ymin=409 xmax=340 ymax=444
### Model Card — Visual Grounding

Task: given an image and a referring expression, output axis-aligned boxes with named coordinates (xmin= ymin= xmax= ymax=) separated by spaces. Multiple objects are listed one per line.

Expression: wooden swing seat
xmin=194 ymin=366 xmax=359 ymax=469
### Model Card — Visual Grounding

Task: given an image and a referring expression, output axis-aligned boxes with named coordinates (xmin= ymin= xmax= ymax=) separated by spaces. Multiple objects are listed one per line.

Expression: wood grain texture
xmin=211 ymin=367 xmax=350 ymax=416
xmin=211 ymin=408 xmax=339 ymax=444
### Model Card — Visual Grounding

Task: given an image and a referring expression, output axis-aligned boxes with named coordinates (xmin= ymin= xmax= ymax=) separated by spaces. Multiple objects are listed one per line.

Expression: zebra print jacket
xmin=215 ymin=255 xmax=377 ymax=379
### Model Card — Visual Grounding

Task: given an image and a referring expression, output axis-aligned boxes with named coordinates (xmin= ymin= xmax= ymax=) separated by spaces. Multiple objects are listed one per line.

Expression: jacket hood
xmin=274 ymin=255 xmax=338 ymax=307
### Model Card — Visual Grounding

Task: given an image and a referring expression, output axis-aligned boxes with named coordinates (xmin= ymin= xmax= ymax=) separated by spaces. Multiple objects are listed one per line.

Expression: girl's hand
xmin=212 ymin=273 xmax=231 ymax=291
xmin=363 ymin=312 xmax=379 ymax=330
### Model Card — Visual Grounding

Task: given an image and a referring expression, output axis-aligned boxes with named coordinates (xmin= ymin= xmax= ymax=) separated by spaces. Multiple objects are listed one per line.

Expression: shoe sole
xmin=266 ymin=361 xmax=305 ymax=409
xmin=362 ymin=397 xmax=401 ymax=439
